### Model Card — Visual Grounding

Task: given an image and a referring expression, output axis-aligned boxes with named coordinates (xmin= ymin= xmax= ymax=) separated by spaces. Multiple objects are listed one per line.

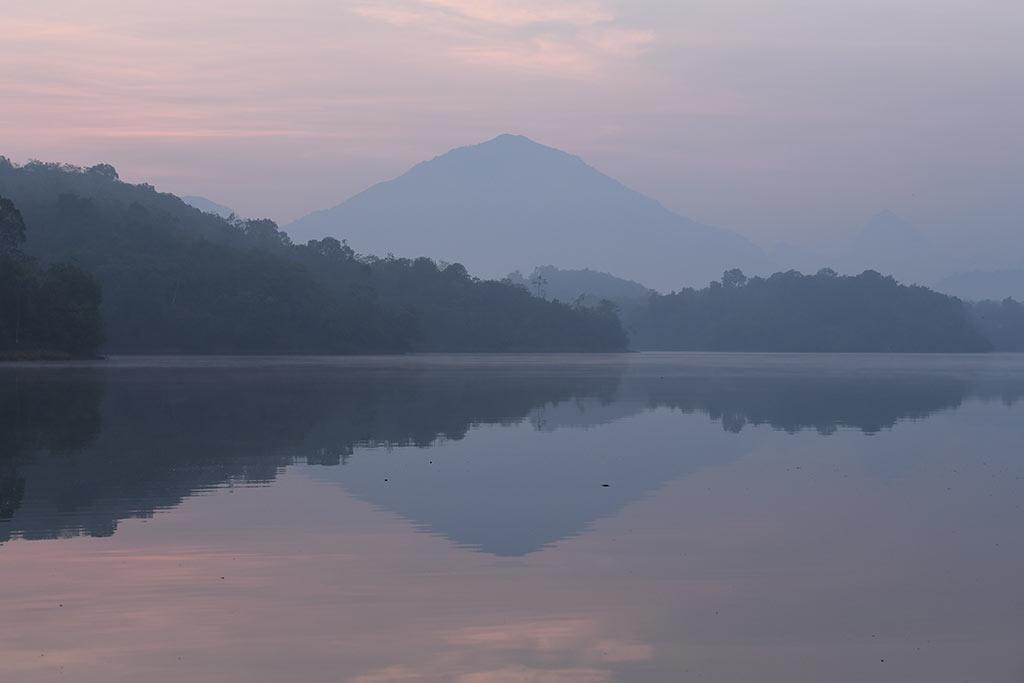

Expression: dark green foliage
xmin=34 ymin=263 xmax=104 ymax=357
xmin=297 ymin=246 xmax=628 ymax=352
xmin=0 ymin=196 xmax=27 ymax=254
xmin=629 ymin=269 xmax=993 ymax=352
xmin=1 ymin=194 xmax=104 ymax=358
xmin=0 ymin=160 xmax=626 ymax=354
xmin=969 ymin=298 xmax=1024 ymax=351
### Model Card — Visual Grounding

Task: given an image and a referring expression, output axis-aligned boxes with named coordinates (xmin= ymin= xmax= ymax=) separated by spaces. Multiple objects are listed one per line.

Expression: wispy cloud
xmin=66 ymin=127 xmax=320 ymax=140
xmin=353 ymin=0 xmax=654 ymax=76
xmin=416 ymin=0 xmax=613 ymax=27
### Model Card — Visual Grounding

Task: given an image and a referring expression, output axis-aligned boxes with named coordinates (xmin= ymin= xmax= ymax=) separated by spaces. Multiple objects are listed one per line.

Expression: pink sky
xmin=1 ymin=0 xmax=1022 ymax=244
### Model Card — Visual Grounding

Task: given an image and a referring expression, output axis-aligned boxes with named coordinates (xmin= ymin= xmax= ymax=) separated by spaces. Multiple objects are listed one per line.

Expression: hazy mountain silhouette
xmin=770 ymin=211 xmax=963 ymax=286
xmin=507 ymin=265 xmax=655 ymax=302
xmin=286 ymin=134 xmax=771 ymax=290
xmin=312 ymin=410 xmax=748 ymax=556
xmin=936 ymin=269 xmax=1024 ymax=302
xmin=835 ymin=211 xmax=947 ymax=284
xmin=181 ymin=195 xmax=235 ymax=218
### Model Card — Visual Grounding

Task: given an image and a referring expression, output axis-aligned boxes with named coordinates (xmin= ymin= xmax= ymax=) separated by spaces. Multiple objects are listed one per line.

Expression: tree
xmin=37 ymin=263 xmax=104 ymax=356
xmin=1 ymin=160 xmax=628 ymax=355
xmin=628 ymin=269 xmax=993 ymax=353
xmin=87 ymin=163 xmax=119 ymax=181
xmin=0 ymin=196 xmax=26 ymax=255
xmin=240 ymin=217 xmax=292 ymax=250
xmin=969 ymin=297 xmax=1024 ymax=351
xmin=309 ymin=237 xmax=355 ymax=261
xmin=0 ymin=194 xmax=104 ymax=358
xmin=722 ymin=268 xmax=748 ymax=288
xmin=530 ymin=273 xmax=548 ymax=298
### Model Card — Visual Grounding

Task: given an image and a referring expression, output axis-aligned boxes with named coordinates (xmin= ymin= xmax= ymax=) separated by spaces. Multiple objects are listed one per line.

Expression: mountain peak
xmin=287 ymin=137 xmax=769 ymax=290
xmin=420 ymin=133 xmax=580 ymax=172
xmin=484 ymin=133 xmax=538 ymax=146
xmin=867 ymin=209 xmax=909 ymax=227
xmin=474 ymin=133 xmax=563 ymax=153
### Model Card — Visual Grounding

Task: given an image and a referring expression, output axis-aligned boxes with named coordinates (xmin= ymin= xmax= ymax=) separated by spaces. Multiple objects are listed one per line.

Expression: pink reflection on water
xmin=2 ymin=414 xmax=1024 ymax=683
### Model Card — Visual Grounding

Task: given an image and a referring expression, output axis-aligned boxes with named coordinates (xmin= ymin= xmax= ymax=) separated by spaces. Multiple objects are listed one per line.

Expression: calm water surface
xmin=2 ymin=353 xmax=1023 ymax=682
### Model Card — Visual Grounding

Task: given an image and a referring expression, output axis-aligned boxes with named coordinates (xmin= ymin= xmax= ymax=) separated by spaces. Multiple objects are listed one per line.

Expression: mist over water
xmin=2 ymin=354 xmax=1023 ymax=682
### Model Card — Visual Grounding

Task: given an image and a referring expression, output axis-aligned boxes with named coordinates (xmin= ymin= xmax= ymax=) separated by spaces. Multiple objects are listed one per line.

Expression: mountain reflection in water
xmin=4 ymin=354 xmax=1024 ymax=683
xmin=3 ymin=354 xmax=1022 ymax=554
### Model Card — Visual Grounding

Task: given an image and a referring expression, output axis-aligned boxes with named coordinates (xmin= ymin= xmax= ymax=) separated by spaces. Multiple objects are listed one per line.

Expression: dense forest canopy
xmin=969 ymin=298 xmax=1024 ymax=351
xmin=0 ymin=158 xmax=627 ymax=354
xmin=627 ymin=268 xmax=994 ymax=353
xmin=2 ymin=157 xmax=1020 ymax=356
xmin=1 ymin=194 xmax=103 ymax=359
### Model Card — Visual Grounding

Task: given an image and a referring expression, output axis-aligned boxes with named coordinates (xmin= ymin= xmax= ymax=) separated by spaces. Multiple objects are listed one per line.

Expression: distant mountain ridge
xmin=182 ymin=195 xmax=236 ymax=219
xmin=769 ymin=211 xmax=962 ymax=287
xmin=838 ymin=211 xmax=954 ymax=285
xmin=287 ymin=134 xmax=772 ymax=290
xmin=507 ymin=265 xmax=654 ymax=303
xmin=936 ymin=269 xmax=1024 ymax=302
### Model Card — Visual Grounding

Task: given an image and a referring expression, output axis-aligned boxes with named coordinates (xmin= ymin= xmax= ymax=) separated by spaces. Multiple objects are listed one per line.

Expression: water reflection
xmin=3 ymin=354 xmax=1024 ymax=683
xmin=2 ymin=354 xmax=1023 ymax=552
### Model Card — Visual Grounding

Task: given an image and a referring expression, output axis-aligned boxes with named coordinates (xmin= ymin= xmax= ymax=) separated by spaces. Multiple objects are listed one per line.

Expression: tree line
xmin=0 ymin=158 xmax=626 ymax=355
xmin=4 ymin=157 xmax=1022 ymax=357
xmin=624 ymin=268 xmax=995 ymax=352
xmin=969 ymin=298 xmax=1024 ymax=351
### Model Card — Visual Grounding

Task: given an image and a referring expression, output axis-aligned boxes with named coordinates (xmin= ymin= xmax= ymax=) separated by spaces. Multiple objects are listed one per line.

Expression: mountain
xmin=765 ymin=239 xmax=829 ymax=276
xmin=182 ymin=195 xmax=236 ymax=219
xmin=507 ymin=265 xmax=655 ymax=303
xmin=936 ymin=269 xmax=1024 ymax=302
xmin=834 ymin=211 xmax=951 ymax=284
xmin=286 ymin=134 xmax=771 ymax=291
xmin=769 ymin=212 xmax=965 ymax=286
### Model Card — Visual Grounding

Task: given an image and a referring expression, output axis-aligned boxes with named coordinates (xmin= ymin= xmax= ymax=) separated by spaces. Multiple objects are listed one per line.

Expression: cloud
xmin=449 ymin=39 xmax=597 ymax=75
xmin=354 ymin=0 xmax=612 ymax=28
xmin=64 ymin=128 xmax=318 ymax=140
xmin=0 ymin=19 xmax=94 ymax=41
xmin=416 ymin=0 xmax=613 ymax=27
xmin=453 ymin=667 xmax=612 ymax=683
xmin=352 ymin=0 xmax=655 ymax=76
xmin=587 ymin=27 xmax=655 ymax=57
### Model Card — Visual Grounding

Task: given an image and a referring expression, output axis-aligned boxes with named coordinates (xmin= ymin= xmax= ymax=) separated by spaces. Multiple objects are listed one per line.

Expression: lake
xmin=2 ymin=353 xmax=1023 ymax=682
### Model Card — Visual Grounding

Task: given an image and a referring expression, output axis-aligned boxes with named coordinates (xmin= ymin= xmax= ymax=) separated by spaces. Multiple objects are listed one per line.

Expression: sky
xmin=1 ymin=0 xmax=1022 ymax=248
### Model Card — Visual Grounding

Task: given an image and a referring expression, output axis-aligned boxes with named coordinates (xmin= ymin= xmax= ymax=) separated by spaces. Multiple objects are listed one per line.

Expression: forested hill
xmin=0 ymin=158 xmax=627 ymax=354
xmin=1 ymin=195 xmax=103 ymax=359
xmin=507 ymin=266 xmax=654 ymax=305
xmin=1 ymin=158 xmax=1009 ymax=356
xmin=627 ymin=269 xmax=993 ymax=353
